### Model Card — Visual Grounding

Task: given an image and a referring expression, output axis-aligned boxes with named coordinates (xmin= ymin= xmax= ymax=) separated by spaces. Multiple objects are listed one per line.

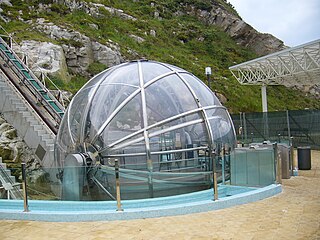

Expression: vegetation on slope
xmin=0 ymin=0 xmax=319 ymax=112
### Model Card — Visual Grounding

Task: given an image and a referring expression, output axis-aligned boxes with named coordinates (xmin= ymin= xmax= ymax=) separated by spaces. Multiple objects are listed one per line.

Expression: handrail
xmin=0 ymin=25 xmax=70 ymax=108
xmin=0 ymin=164 xmax=23 ymax=199
xmin=0 ymin=35 xmax=66 ymax=126
xmin=0 ymin=71 xmax=59 ymax=134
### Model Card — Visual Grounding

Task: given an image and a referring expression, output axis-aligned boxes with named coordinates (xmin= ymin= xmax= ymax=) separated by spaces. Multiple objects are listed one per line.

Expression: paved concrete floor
xmin=0 ymin=151 xmax=319 ymax=240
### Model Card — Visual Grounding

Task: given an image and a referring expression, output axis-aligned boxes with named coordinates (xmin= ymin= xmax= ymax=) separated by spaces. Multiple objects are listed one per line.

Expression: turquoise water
xmin=0 ymin=184 xmax=281 ymax=222
xmin=0 ymin=185 xmax=256 ymax=212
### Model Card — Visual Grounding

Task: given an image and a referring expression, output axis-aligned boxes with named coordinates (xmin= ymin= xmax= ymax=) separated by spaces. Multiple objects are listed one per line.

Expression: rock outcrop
xmin=32 ymin=19 xmax=123 ymax=76
xmin=185 ymin=3 xmax=286 ymax=56
xmin=53 ymin=0 xmax=137 ymax=21
xmin=13 ymin=40 xmax=71 ymax=81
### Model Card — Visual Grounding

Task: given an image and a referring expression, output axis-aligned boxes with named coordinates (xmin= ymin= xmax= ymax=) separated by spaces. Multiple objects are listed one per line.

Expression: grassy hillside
xmin=1 ymin=0 xmax=319 ymax=113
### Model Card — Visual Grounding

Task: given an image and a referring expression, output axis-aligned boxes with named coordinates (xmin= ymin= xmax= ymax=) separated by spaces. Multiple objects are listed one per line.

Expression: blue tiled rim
xmin=0 ymin=184 xmax=281 ymax=222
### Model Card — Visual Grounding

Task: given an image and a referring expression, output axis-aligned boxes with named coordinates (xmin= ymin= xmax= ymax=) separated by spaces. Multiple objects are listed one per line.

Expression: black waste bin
xmin=297 ymin=146 xmax=311 ymax=170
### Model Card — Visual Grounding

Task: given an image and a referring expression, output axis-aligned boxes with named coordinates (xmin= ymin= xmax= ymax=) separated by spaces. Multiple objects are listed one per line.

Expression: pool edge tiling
xmin=0 ymin=184 xmax=281 ymax=222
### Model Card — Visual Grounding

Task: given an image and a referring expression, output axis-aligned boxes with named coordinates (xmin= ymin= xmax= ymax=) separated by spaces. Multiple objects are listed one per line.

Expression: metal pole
xmin=243 ymin=112 xmax=247 ymax=144
xmin=212 ymin=150 xmax=218 ymax=201
xmin=213 ymin=173 xmax=218 ymax=200
xmin=290 ymin=137 xmax=294 ymax=176
xmin=262 ymin=85 xmax=269 ymax=140
xmin=286 ymin=110 xmax=291 ymax=140
xmin=114 ymin=159 xmax=123 ymax=211
xmin=261 ymin=85 xmax=268 ymax=112
xmin=21 ymin=163 xmax=29 ymax=212
xmin=277 ymin=149 xmax=282 ymax=184
xmin=9 ymin=36 xmax=12 ymax=49
xmin=222 ymin=145 xmax=225 ymax=185
xmin=239 ymin=112 xmax=244 ymax=145
xmin=207 ymin=74 xmax=211 ymax=89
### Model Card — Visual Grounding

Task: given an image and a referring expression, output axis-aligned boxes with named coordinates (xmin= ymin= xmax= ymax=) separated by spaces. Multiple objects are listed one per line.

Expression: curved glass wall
xmin=55 ymin=60 xmax=236 ymax=200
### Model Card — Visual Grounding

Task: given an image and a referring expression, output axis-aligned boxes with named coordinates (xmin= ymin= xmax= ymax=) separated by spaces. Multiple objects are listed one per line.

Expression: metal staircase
xmin=0 ymin=29 xmax=69 ymax=173
xmin=0 ymin=157 xmax=23 ymax=199
xmin=0 ymin=36 xmax=65 ymax=132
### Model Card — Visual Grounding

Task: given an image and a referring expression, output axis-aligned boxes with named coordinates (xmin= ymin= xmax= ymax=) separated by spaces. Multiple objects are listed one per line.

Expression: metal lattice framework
xmin=229 ymin=39 xmax=320 ymax=86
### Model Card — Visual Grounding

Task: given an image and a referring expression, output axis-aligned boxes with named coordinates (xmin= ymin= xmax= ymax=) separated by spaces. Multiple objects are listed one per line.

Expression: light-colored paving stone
xmin=0 ymin=151 xmax=319 ymax=240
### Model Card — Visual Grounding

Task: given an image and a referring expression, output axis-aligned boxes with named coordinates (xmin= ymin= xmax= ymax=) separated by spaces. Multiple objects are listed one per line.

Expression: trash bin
xmin=297 ymin=146 xmax=311 ymax=170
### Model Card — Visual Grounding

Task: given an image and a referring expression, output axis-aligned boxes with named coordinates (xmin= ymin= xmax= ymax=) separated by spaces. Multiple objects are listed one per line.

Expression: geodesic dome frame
xmin=55 ymin=60 xmax=236 ymax=200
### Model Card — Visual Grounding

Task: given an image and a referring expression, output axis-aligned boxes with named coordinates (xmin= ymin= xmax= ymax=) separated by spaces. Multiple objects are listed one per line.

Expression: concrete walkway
xmin=0 ymin=151 xmax=319 ymax=240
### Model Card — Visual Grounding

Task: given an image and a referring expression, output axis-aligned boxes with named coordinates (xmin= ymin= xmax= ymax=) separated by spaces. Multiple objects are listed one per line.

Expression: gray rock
xmin=13 ymin=40 xmax=70 ymax=81
xmin=150 ymin=29 xmax=156 ymax=37
xmin=186 ymin=4 xmax=286 ymax=56
xmin=2 ymin=128 xmax=17 ymax=140
xmin=33 ymin=21 xmax=123 ymax=75
xmin=130 ymin=34 xmax=145 ymax=43
xmin=0 ymin=0 xmax=12 ymax=6
xmin=88 ymin=23 xmax=98 ymax=30
xmin=53 ymin=0 xmax=137 ymax=21
xmin=0 ymin=122 xmax=12 ymax=135
xmin=0 ymin=144 xmax=12 ymax=160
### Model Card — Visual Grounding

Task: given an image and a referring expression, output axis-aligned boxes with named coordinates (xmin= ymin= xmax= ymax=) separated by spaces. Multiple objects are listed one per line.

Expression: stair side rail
xmin=0 ymin=36 xmax=65 ymax=124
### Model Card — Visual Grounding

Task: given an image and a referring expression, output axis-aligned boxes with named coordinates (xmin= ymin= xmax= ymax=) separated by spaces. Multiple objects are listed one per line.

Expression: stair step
xmin=23 ymin=117 xmax=37 ymax=124
xmin=16 ymin=106 xmax=28 ymax=111
xmin=2 ymin=91 xmax=14 ymax=97
xmin=33 ymin=125 xmax=44 ymax=131
xmin=36 ymin=129 xmax=46 ymax=135
xmin=41 ymin=134 xmax=52 ymax=140
xmin=22 ymin=112 xmax=32 ymax=117
xmin=26 ymin=118 xmax=38 ymax=125
xmin=10 ymin=98 xmax=23 ymax=104
xmin=44 ymin=141 xmax=55 ymax=148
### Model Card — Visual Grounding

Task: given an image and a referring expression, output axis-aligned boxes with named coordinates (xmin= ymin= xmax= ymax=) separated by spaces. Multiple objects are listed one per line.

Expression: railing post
xmin=243 ymin=112 xmax=248 ymax=144
xmin=222 ymin=145 xmax=225 ymax=185
xmin=21 ymin=163 xmax=29 ymax=212
xmin=212 ymin=150 xmax=218 ymax=201
xmin=115 ymin=159 xmax=123 ymax=211
xmin=9 ymin=36 xmax=12 ymax=48
xmin=290 ymin=137 xmax=294 ymax=176
xmin=277 ymin=148 xmax=282 ymax=184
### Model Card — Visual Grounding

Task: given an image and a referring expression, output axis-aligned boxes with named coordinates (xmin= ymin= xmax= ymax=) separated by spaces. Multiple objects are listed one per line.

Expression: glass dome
xmin=55 ymin=60 xmax=236 ymax=200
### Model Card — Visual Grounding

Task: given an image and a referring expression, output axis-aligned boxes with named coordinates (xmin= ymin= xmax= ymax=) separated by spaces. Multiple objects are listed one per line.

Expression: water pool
xmin=0 ymin=184 xmax=281 ymax=222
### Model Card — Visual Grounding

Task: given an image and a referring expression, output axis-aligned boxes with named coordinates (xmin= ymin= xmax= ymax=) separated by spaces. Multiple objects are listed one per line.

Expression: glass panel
xmin=145 ymin=74 xmax=198 ymax=125
xmin=166 ymin=63 xmax=186 ymax=72
xmin=100 ymin=62 xmax=140 ymax=87
xmin=206 ymin=108 xmax=236 ymax=148
xmin=180 ymin=73 xmax=221 ymax=107
xmin=55 ymin=115 xmax=71 ymax=154
xmin=148 ymin=112 xmax=200 ymax=134
xmin=149 ymin=115 xmax=208 ymax=147
xmin=149 ymin=121 xmax=209 ymax=172
xmin=67 ymin=87 xmax=96 ymax=143
xmin=80 ymin=68 xmax=111 ymax=89
xmin=141 ymin=61 xmax=172 ymax=83
xmin=97 ymin=93 xmax=143 ymax=147
xmin=86 ymin=84 xmax=138 ymax=141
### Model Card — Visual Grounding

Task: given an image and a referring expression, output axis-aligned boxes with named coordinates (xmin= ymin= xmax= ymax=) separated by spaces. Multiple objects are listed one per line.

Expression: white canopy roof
xmin=229 ymin=39 xmax=320 ymax=86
